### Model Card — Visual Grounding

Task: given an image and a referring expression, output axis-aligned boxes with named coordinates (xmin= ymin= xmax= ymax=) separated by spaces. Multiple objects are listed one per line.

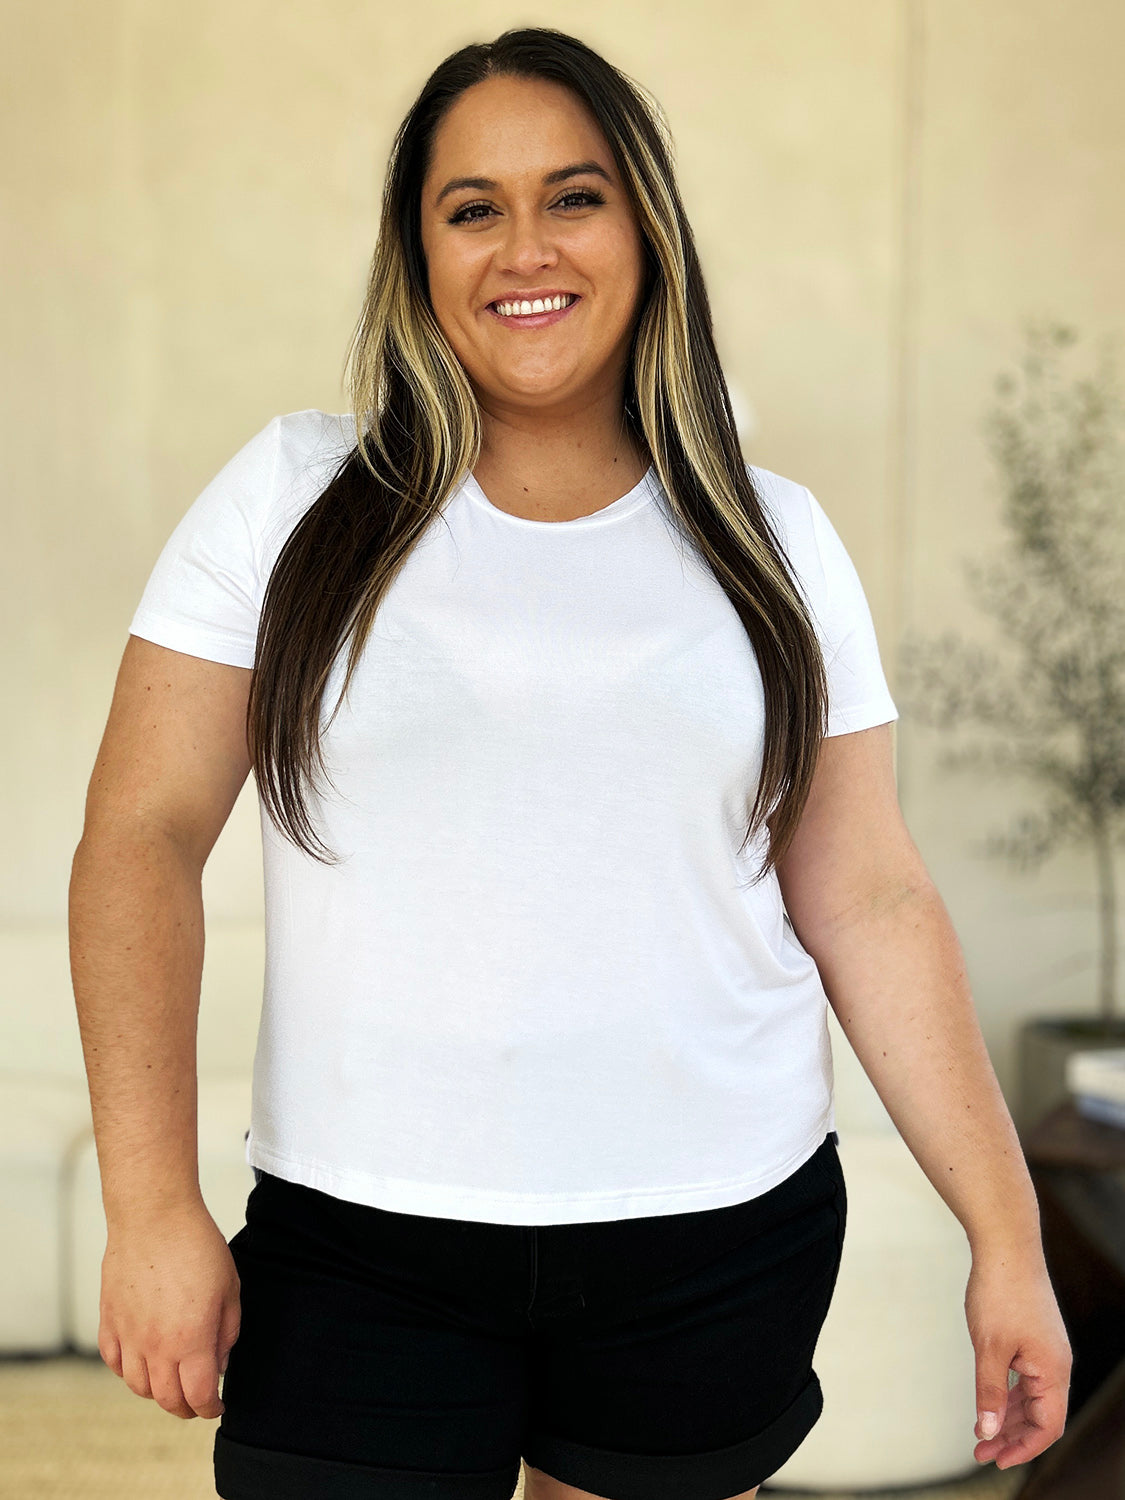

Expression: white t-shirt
xmin=129 ymin=408 xmax=898 ymax=1225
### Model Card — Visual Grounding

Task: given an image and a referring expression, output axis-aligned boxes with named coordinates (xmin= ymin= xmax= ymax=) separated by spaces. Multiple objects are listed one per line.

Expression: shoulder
xmin=194 ymin=409 xmax=354 ymax=515
xmin=265 ymin=409 xmax=358 ymax=532
xmin=744 ymin=462 xmax=825 ymax=589
xmin=745 ymin=461 xmax=816 ymax=541
xmin=276 ymin=408 xmax=357 ymax=478
xmin=245 ymin=409 xmax=355 ymax=574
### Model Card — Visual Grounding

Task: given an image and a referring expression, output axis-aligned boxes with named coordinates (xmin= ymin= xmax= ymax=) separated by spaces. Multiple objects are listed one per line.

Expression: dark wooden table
xmin=1010 ymin=1100 xmax=1125 ymax=1498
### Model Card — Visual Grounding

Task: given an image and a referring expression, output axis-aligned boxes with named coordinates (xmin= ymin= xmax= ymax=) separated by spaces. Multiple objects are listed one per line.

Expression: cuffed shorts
xmin=214 ymin=1131 xmax=846 ymax=1500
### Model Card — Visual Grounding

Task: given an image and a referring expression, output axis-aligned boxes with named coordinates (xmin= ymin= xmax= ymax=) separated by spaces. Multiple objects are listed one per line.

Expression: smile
xmin=485 ymin=294 xmax=581 ymax=329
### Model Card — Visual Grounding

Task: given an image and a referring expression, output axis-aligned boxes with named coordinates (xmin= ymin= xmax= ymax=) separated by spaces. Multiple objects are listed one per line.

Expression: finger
xmin=98 ymin=1333 xmax=123 ymax=1378
xmin=148 ymin=1359 xmax=197 ymax=1421
xmin=992 ymin=1395 xmax=1067 ymax=1467
xmin=975 ymin=1349 xmax=1012 ymax=1441
xmin=995 ymin=1430 xmax=1054 ymax=1470
xmin=973 ymin=1382 xmax=1026 ymax=1461
xmin=217 ymin=1302 xmax=241 ymax=1381
xmin=179 ymin=1349 xmax=225 ymax=1420
xmin=973 ymin=1431 xmax=1010 ymax=1465
xmin=121 ymin=1350 xmax=153 ymax=1401
xmin=976 ymin=1409 xmax=1042 ymax=1466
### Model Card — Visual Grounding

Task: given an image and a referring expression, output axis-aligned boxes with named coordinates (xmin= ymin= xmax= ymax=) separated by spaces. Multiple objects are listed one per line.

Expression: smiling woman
xmin=75 ymin=21 xmax=1070 ymax=1500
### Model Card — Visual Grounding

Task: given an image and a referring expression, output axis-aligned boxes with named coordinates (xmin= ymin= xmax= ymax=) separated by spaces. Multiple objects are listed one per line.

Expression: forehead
xmin=425 ymin=75 xmax=610 ymax=182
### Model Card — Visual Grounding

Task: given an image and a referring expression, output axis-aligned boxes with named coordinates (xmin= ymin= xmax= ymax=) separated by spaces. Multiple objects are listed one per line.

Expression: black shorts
xmin=214 ymin=1132 xmax=846 ymax=1500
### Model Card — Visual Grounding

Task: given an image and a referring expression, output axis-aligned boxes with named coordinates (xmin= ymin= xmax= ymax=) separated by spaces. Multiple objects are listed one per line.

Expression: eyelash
xmin=447 ymin=188 xmax=606 ymax=225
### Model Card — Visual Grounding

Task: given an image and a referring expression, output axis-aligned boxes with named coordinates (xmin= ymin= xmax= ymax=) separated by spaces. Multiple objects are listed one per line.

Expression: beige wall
xmin=5 ymin=1 xmax=1123 ymax=1101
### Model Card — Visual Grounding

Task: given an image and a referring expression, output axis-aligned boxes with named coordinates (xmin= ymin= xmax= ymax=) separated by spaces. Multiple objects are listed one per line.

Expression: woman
xmin=71 ymin=25 xmax=1071 ymax=1500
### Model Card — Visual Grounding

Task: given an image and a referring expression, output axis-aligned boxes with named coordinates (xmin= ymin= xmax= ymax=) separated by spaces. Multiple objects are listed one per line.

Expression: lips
xmin=485 ymin=294 xmax=582 ymax=330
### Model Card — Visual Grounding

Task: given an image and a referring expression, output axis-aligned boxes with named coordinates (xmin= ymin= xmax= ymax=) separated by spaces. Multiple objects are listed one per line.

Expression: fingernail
xmin=980 ymin=1411 xmax=999 ymax=1438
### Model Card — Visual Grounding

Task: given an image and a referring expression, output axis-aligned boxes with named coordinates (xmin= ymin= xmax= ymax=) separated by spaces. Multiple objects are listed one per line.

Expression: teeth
xmin=493 ymin=294 xmax=574 ymax=318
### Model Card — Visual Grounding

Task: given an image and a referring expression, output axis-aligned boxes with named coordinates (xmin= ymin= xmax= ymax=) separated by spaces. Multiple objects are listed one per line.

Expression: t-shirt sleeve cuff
xmin=824 ymin=697 xmax=899 ymax=737
xmin=128 ymin=612 xmax=257 ymax=669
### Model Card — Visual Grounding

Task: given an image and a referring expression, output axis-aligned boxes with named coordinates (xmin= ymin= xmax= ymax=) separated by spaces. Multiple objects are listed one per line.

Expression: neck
xmin=473 ymin=407 xmax=650 ymax=502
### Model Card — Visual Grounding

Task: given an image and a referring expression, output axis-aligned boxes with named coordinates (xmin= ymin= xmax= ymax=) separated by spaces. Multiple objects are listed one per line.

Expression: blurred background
xmin=3 ymin=1 xmax=1124 ymax=1497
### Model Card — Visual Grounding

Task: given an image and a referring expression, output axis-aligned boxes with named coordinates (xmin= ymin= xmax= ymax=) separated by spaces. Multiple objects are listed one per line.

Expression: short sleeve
xmin=802 ymin=485 xmax=899 ymax=736
xmin=128 ymin=415 xmax=282 ymax=668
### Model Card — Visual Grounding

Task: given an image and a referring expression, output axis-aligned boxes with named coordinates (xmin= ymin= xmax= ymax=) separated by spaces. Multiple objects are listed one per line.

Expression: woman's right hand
xmin=98 ymin=1200 xmax=242 ymax=1420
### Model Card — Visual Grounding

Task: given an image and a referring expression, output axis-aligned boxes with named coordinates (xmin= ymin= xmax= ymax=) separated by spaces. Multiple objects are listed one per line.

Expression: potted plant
xmin=895 ymin=320 xmax=1125 ymax=1131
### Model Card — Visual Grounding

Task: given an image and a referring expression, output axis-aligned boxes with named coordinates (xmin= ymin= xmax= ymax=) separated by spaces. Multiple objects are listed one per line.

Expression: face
xmin=419 ymin=74 xmax=647 ymax=422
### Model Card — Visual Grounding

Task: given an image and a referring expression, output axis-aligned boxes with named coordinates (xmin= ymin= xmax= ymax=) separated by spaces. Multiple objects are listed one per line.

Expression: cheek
xmin=588 ymin=223 xmax=645 ymax=301
xmin=594 ymin=243 xmax=648 ymax=328
xmin=428 ymin=243 xmax=487 ymax=321
xmin=424 ymin=250 xmax=456 ymax=311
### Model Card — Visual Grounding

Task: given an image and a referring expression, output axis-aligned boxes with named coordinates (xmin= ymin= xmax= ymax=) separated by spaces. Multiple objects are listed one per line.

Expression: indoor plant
xmin=895 ymin=320 xmax=1125 ymax=1130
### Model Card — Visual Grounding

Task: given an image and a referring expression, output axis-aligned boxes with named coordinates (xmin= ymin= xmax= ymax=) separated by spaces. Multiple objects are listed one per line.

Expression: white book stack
xmin=1065 ymin=1048 xmax=1125 ymax=1130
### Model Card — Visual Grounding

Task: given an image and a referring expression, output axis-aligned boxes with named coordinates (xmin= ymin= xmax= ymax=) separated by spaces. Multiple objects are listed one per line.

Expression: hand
xmin=964 ymin=1249 xmax=1072 ymax=1469
xmin=99 ymin=1200 xmax=241 ymax=1420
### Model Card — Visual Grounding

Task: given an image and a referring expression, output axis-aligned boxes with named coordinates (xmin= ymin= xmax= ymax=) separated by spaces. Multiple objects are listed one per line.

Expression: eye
xmin=446 ymin=188 xmax=606 ymax=225
xmin=556 ymin=189 xmax=606 ymax=211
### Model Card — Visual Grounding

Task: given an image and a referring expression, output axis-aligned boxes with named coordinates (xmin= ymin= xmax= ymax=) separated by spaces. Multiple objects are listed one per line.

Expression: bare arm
xmin=70 ymin=819 xmax=209 ymax=1222
xmin=775 ymin=730 xmax=1037 ymax=1259
xmin=772 ymin=723 xmax=1070 ymax=1472
xmin=69 ymin=633 xmax=255 ymax=1418
xmin=70 ymin=633 xmax=253 ymax=1221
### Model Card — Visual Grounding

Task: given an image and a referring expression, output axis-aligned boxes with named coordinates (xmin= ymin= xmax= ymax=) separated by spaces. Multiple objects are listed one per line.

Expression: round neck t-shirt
xmin=128 ymin=408 xmax=899 ymax=1225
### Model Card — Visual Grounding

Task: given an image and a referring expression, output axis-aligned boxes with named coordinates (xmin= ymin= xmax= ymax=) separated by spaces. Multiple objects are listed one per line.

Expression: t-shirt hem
xmin=244 ymin=1119 xmax=835 ymax=1225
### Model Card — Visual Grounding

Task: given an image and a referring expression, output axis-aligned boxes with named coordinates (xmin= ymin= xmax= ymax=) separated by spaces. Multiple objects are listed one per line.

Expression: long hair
xmin=247 ymin=25 xmax=829 ymax=884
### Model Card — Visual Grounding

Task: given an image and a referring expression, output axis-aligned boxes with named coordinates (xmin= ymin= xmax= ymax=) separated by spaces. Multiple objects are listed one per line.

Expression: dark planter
xmin=1017 ymin=1016 xmax=1125 ymax=1133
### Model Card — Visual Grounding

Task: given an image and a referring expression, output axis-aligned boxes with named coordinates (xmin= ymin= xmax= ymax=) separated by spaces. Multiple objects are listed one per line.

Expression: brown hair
xmin=247 ymin=25 xmax=829 ymax=885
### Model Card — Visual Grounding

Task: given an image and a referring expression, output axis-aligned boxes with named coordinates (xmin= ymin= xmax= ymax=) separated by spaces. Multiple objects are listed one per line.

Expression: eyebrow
xmin=434 ymin=159 xmax=613 ymax=208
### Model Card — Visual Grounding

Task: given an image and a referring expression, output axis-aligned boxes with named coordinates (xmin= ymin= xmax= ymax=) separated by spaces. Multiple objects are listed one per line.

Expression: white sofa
xmin=1 ymin=923 xmax=982 ymax=1489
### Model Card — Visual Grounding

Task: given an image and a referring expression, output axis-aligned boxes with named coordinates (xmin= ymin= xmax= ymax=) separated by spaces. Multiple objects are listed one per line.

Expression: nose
xmin=496 ymin=207 xmax=560 ymax=276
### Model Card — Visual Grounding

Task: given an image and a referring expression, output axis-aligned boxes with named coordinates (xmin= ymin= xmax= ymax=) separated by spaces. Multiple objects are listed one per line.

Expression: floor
xmin=0 ymin=1354 xmax=1027 ymax=1500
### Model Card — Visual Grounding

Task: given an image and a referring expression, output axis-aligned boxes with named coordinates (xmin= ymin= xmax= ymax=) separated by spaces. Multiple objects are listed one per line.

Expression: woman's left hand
xmin=964 ymin=1249 xmax=1072 ymax=1470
